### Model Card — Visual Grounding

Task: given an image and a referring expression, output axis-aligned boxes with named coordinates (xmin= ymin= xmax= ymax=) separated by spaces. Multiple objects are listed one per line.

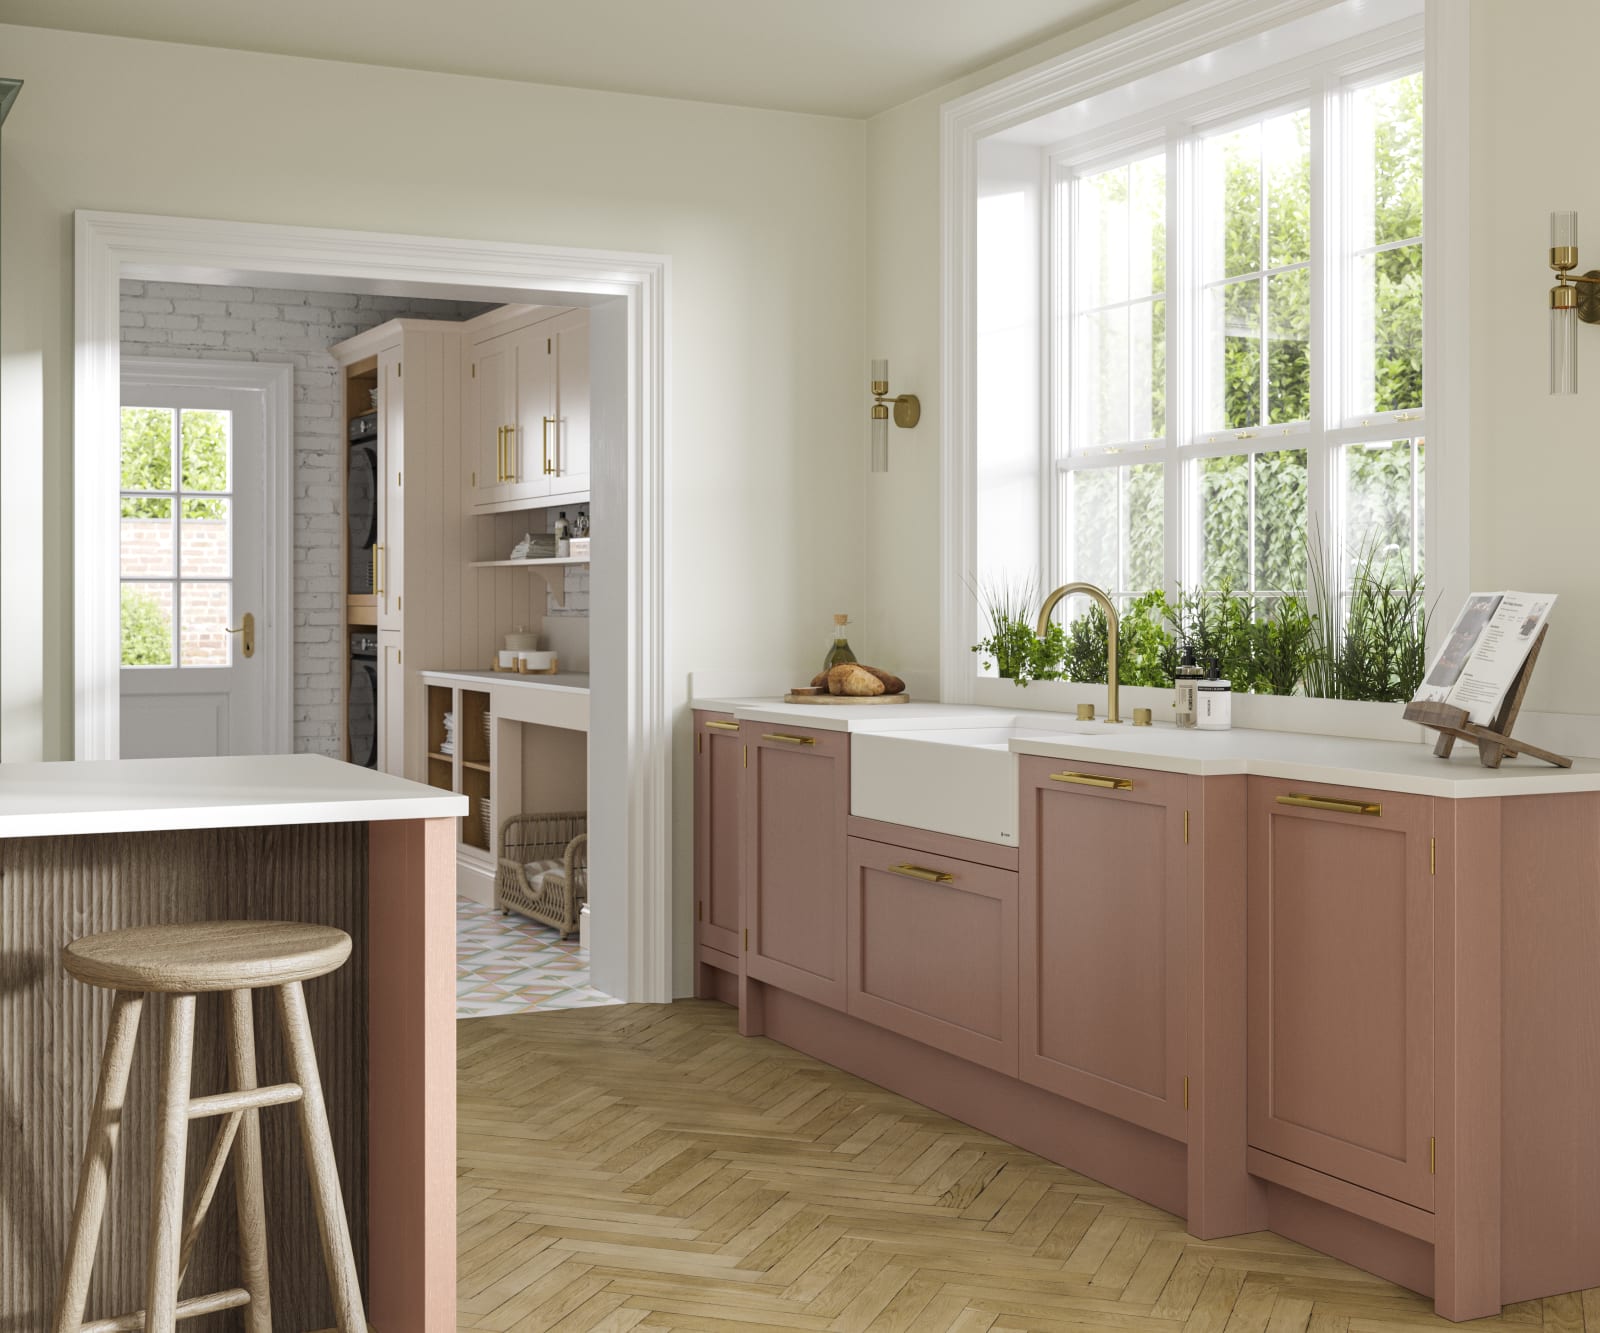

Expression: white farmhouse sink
xmin=851 ymin=721 xmax=1121 ymax=846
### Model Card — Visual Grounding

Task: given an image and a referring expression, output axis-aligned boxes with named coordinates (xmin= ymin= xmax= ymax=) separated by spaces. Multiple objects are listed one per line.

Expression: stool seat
xmin=62 ymin=921 xmax=351 ymax=993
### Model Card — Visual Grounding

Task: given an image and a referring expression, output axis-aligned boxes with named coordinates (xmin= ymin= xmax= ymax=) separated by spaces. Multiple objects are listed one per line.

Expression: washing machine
xmin=348 ymin=630 xmax=379 ymax=770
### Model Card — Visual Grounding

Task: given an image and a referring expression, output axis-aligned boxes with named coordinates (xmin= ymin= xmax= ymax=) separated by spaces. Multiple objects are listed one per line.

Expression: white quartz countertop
xmin=420 ymin=669 xmax=590 ymax=693
xmin=692 ymin=697 xmax=1008 ymax=733
xmin=693 ymin=697 xmax=1600 ymax=798
xmin=0 ymin=753 xmax=467 ymax=838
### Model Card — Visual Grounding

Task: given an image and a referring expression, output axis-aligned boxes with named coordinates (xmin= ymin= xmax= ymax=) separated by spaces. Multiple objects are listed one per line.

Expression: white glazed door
xmin=119 ymin=382 xmax=266 ymax=758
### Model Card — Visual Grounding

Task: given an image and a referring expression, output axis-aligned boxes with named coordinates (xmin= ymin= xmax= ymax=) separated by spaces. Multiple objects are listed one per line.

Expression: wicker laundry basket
xmin=496 ymin=812 xmax=588 ymax=938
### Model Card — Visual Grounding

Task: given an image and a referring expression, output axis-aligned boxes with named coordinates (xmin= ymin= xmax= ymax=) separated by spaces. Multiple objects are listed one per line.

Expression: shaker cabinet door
xmin=551 ymin=318 xmax=590 ymax=496
xmin=468 ymin=332 xmax=516 ymax=509
xmin=694 ymin=711 xmax=743 ymax=957
xmin=1018 ymin=758 xmax=1190 ymax=1140
xmin=1246 ymin=778 xmax=1435 ymax=1210
xmin=742 ymin=724 xmax=849 ymax=1011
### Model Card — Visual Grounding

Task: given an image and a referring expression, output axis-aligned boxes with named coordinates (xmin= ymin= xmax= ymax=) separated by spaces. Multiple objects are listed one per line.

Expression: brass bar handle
xmin=1276 ymin=793 xmax=1382 ymax=817
xmin=374 ymin=544 xmax=385 ymax=598
xmin=543 ymin=416 xmax=555 ymax=475
xmin=1049 ymin=771 xmax=1133 ymax=790
xmin=497 ymin=425 xmax=507 ymax=482
xmin=704 ymin=720 xmax=741 ymax=731
xmin=888 ymin=863 xmax=954 ymax=884
xmin=761 ymin=733 xmax=816 ymax=746
xmin=369 ymin=546 xmax=376 ymax=595
xmin=504 ymin=424 xmax=517 ymax=482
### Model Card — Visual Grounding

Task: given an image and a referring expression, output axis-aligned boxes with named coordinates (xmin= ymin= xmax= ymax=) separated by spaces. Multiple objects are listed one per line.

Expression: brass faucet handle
xmin=1076 ymin=703 xmax=1096 ymax=722
xmin=1133 ymin=707 xmax=1153 ymax=727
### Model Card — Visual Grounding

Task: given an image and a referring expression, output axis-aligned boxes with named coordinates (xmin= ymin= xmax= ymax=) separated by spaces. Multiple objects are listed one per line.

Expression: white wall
xmin=0 ymin=23 xmax=867 ymax=994
xmin=864 ymin=0 xmax=1600 ymax=724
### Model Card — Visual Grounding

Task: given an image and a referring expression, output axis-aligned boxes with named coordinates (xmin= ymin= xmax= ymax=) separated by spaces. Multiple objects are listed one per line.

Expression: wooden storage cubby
xmin=425 ymin=686 xmax=454 ymax=793
xmin=463 ymin=766 xmax=492 ymax=853
xmin=461 ymin=690 xmax=492 ymax=772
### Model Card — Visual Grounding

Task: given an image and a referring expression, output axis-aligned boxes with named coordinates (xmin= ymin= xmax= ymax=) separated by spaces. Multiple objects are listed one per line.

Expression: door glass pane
xmin=1266 ymin=268 xmax=1310 ymax=424
xmin=120 ymin=407 xmax=174 ymax=491
xmin=179 ymin=582 xmax=231 ymax=667
xmin=1204 ymin=279 xmax=1261 ymax=432
xmin=121 ymin=582 xmax=174 ymax=667
xmin=181 ymin=498 xmax=231 ymax=578
xmin=181 ymin=409 xmax=231 ymax=492
xmin=1254 ymin=449 xmax=1308 ymax=594
xmin=121 ymin=497 xmax=173 ymax=578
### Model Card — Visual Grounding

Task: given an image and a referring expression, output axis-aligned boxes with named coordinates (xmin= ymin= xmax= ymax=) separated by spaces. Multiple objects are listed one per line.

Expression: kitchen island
xmin=0 ymin=753 xmax=463 ymax=1332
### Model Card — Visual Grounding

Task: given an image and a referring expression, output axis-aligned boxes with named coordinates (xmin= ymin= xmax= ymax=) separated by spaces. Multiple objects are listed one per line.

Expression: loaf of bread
xmin=810 ymin=664 xmax=905 ymax=695
xmin=827 ymin=664 xmax=886 ymax=696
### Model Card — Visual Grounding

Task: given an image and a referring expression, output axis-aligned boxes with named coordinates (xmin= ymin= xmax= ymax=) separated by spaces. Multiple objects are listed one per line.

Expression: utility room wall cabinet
xmin=466 ymin=307 xmax=591 ymax=510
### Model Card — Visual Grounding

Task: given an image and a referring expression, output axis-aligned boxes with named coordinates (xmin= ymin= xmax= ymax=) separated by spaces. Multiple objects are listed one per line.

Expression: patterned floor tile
xmin=456 ymin=896 xmax=621 ymax=1018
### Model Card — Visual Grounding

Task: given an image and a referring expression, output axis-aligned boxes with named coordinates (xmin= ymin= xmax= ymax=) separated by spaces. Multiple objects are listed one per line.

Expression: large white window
xmin=1052 ymin=57 xmax=1424 ymax=614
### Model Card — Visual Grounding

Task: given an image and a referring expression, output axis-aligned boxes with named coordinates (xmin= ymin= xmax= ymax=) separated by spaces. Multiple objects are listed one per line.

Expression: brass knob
xmin=1076 ymin=703 xmax=1096 ymax=721
xmin=1133 ymin=707 xmax=1153 ymax=727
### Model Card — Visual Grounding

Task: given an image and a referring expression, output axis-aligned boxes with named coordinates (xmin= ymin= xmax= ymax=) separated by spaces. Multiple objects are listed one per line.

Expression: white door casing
xmin=74 ymin=211 xmax=671 ymax=1005
xmin=118 ymin=359 xmax=293 ymax=756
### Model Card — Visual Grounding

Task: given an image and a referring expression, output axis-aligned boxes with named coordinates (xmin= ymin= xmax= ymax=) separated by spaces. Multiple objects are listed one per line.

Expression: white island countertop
xmin=694 ymin=696 xmax=1600 ymax=799
xmin=0 ymin=752 xmax=467 ymax=839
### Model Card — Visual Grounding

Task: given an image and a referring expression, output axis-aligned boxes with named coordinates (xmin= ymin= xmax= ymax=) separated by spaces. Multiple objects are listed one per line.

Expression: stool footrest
xmin=79 ymin=1286 xmax=250 ymax=1332
xmin=186 ymin=1082 xmax=302 ymax=1120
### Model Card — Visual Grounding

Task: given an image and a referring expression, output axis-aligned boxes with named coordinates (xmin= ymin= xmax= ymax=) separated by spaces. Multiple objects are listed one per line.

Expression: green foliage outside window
xmin=120 ymin=585 xmax=173 ymax=667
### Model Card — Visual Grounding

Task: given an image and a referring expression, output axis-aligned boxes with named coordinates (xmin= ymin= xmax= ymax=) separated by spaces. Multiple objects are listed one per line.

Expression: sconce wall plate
xmin=1577 ymin=271 xmax=1600 ymax=325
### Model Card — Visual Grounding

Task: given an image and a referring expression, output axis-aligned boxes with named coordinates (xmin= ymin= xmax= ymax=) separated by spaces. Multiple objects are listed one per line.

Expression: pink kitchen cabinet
xmin=741 ymin=722 xmax=850 ymax=1012
xmin=1246 ymin=777 xmax=1435 ymax=1212
xmin=692 ymin=711 xmax=744 ymax=959
xmin=845 ymin=835 xmax=1019 ymax=1076
xmin=1018 ymin=757 xmax=1192 ymax=1141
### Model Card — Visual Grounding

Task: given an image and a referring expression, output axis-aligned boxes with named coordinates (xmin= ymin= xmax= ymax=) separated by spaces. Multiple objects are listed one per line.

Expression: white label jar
xmin=1196 ymin=678 xmax=1233 ymax=730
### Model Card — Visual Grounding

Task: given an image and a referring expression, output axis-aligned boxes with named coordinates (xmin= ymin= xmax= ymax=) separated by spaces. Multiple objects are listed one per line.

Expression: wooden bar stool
xmin=53 ymin=921 xmax=367 ymax=1333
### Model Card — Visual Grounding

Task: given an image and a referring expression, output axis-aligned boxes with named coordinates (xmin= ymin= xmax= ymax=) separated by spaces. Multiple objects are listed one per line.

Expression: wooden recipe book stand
xmin=1402 ymin=625 xmax=1572 ymax=769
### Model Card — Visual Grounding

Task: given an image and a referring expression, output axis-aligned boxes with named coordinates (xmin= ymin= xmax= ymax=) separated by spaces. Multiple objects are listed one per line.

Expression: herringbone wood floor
xmin=457 ymin=1001 xmax=1599 ymax=1332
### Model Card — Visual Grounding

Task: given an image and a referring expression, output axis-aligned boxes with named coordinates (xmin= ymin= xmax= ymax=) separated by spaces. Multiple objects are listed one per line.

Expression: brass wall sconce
xmin=1548 ymin=210 xmax=1600 ymax=394
xmin=870 ymin=359 xmax=920 ymax=472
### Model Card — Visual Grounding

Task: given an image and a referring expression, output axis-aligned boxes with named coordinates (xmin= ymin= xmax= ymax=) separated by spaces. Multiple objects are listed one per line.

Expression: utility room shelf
xmin=468 ymin=557 xmax=589 ymax=568
xmin=462 ymin=760 xmax=491 ymax=774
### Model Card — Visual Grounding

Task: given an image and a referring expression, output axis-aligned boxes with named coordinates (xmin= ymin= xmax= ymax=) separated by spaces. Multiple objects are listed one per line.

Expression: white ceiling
xmin=0 ymin=0 xmax=1129 ymax=118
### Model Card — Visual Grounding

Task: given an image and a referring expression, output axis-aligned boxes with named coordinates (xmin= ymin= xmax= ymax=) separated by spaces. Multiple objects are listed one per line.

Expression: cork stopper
xmin=833 ymin=613 xmax=850 ymax=627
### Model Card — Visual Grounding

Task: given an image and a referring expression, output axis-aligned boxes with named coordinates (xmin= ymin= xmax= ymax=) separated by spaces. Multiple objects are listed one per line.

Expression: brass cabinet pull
xmin=1049 ymin=771 xmax=1133 ymax=790
xmin=761 ymin=733 xmax=816 ymax=746
xmin=888 ymin=863 xmax=954 ymax=884
xmin=495 ymin=425 xmax=505 ymax=482
xmin=704 ymin=720 xmax=740 ymax=731
xmin=504 ymin=424 xmax=518 ymax=482
xmin=369 ymin=546 xmax=377 ymax=595
xmin=1276 ymin=793 xmax=1382 ymax=817
xmin=374 ymin=544 xmax=385 ymax=598
xmin=543 ymin=416 xmax=556 ymax=475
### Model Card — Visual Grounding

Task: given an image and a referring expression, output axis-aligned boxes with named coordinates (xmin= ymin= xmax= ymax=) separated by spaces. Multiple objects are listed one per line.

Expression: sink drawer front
xmin=846 ymin=837 xmax=1018 ymax=1075
xmin=744 ymin=723 xmax=850 ymax=1010
xmin=1246 ymin=776 xmax=1435 ymax=1210
xmin=1019 ymin=756 xmax=1190 ymax=1140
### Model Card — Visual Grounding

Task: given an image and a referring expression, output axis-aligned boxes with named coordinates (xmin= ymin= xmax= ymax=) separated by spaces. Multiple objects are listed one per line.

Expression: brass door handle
xmin=761 ymin=733 xmax=816 ymax=746
xmin=1276 ymin=793 xmax=1382 ymax=817
xmin=1049 ymin=771 xmax=1133 ymax=790
xmin=224 ymin=611 xmax=255 ymax=659
xmin=374 ymin=544 xmax=385 ymax=598
xmin=543 ymin=416 xmax=555 ymax=475
xmin=495 ymin=425 xmax=506 ymax=482
xmin=704 ymin=720 xmax=740 ymax=731
xmin=888 ymin=863 xmax=954 ymax=884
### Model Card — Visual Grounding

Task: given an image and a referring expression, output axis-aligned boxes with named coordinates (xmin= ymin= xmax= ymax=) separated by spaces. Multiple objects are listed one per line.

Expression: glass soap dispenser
xmin=824 ymin=614 xmax=857 ymax=672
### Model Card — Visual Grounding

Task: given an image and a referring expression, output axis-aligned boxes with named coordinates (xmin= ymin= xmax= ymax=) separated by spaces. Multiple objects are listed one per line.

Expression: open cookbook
xmin=1411 ymin=592 xmax=1558 ymax=725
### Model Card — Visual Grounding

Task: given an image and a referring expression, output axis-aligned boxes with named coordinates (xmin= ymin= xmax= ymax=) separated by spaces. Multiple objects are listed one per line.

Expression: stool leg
xmin=53 ymin=990 xmax=144 ymax=1333
xmin=277 ymin=980 xmax=368 ymax=1332
xmin=224 ymin=989 xmax=273 ymax=1333
xmin=146 ymin=992 xmax=196 ymax=1333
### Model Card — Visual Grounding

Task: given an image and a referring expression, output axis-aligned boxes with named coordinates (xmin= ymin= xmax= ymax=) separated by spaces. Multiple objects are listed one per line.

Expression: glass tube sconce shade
xmin=868 ymin=358 xmax=919 ymax=473
xmin=1552 ymin=210 xmax=1582 ymax=394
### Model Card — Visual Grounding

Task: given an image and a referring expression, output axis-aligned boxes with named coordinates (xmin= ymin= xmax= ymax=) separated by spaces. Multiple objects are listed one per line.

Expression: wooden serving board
xmin=783 ymin=692 xmax=910 ymax=705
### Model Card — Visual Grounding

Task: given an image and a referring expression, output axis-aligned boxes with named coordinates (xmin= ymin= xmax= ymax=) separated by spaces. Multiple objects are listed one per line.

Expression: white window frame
xmin=940 ymin=0 xmax=1469 ymax=704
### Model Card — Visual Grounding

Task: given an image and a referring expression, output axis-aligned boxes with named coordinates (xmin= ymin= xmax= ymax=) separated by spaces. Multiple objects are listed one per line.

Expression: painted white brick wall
xmin=121 ymin=281 xmax=495 ymax=757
